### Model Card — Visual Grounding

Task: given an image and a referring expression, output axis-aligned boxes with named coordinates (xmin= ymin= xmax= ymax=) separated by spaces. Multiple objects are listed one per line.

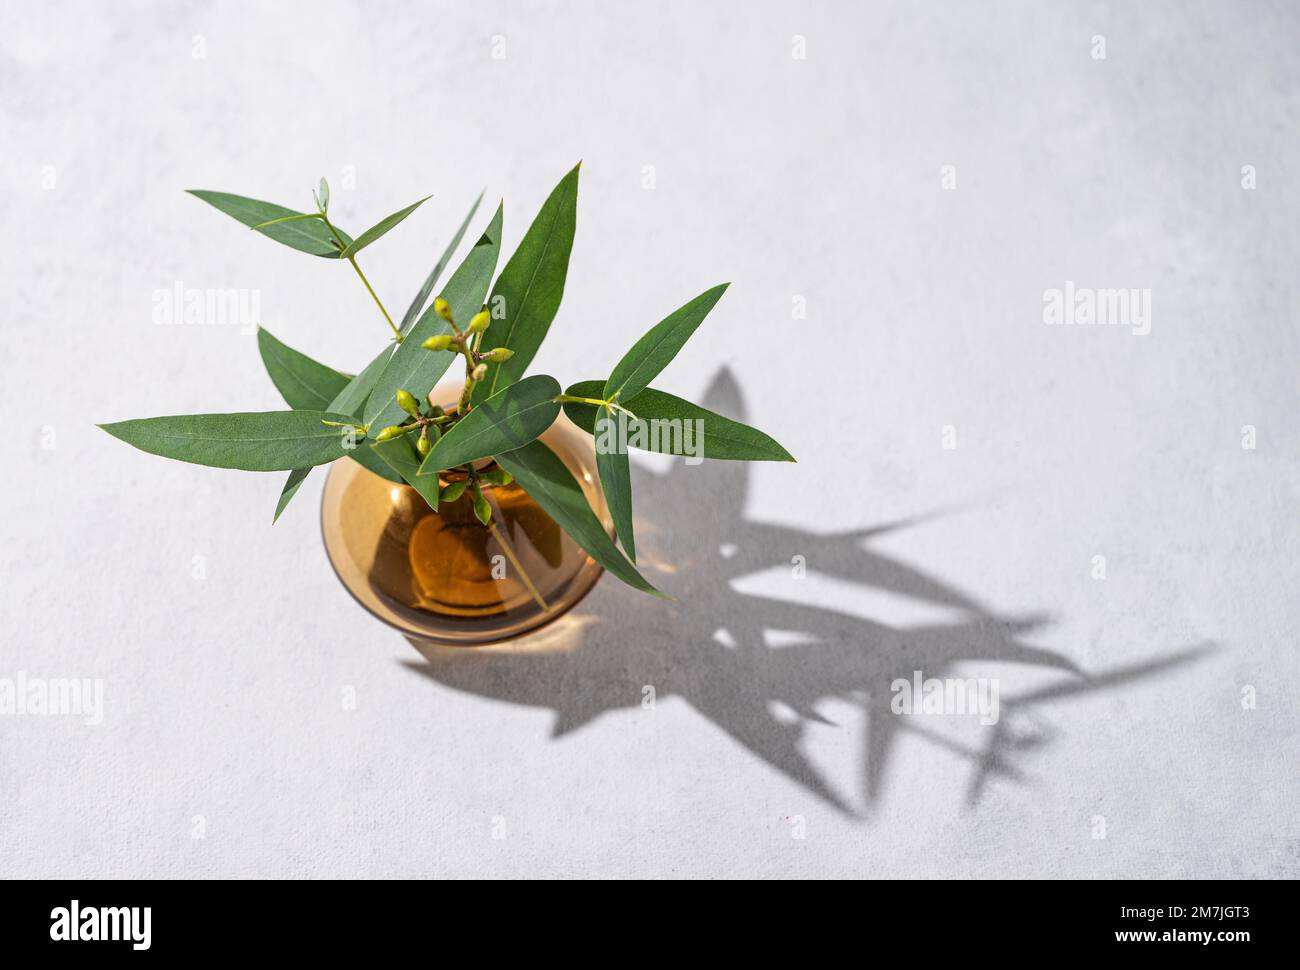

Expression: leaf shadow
xmin=401 ymin=368 xmax=1214 ymax=817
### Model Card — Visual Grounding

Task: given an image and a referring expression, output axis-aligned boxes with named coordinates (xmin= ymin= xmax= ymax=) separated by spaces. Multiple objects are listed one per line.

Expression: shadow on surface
xmin=403 ymin=369 xmax=1213 ymax=816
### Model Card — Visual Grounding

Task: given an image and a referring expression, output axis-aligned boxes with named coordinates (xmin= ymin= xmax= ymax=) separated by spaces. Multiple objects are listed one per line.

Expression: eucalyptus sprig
xmin=101 ymin=164 xmax=794 ymax=598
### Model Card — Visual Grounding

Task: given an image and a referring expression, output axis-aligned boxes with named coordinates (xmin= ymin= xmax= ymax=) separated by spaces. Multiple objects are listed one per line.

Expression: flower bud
xmin=433 ymin=297 xmax=453 ymax=323
xmin=422 ymin=334 xmax=452 ymax=352
xmin=416 ymin=435 xmax=432 ymax=458
xmin=483 ymin=347 xmax=515 ymax=363
xmin=396 ymin=389 xmax=421 ymax=417
xmin=468 ymin=310 xmax=491 ymax=334
xmin=439 ymin=479 xmax=468 ymax=503
xmin=480 ymin=468 xmax=513 ymax=486
xmin=375 ymin=426 xmax=405 ymax=442
xmin=426 ymin=404 xmax=444 ymax=417
xmin=471 ymin=363 xmax=488 ymax=381
xmin=473 ymin=489 xmax=492 ymax=526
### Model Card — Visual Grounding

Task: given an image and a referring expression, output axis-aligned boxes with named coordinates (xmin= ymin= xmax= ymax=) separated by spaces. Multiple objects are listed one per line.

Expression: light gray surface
xmin=2 ymin=0 xmax=1297 ymax=878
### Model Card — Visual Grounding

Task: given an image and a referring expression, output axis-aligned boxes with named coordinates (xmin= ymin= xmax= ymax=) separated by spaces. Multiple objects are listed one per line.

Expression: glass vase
xmin=320 ymin=405 xmax=609 ymax=645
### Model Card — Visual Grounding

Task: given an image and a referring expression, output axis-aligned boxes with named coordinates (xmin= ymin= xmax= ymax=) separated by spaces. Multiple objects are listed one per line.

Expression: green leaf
xmin=257 ymin=327 xmax=350 ymax=410
xmin=472 ymin=488 xmax=492 ymax=525
xmin=365 ymin=203 xmax=504 ymax=432
xmin=495 ymin=440 xmax=663 ymax=597
xmin=187 ymin=190 xmax=351 ymax=258
xmin=563 ymin=381 xmax=795 ymax=462
xmin=346 ymin=440 xmax=404 ymax=484
xmin=273 ymin=467 xmax=312 ymax=523
xmin=271 ymin=342 xmax=402 ymax=518
xmin=472 ymin=163 xmax=580 ymax=404
xmin=399 ymin=191 xmax=484 ymax=333
xmin=594 ymin=405 xmax=635 ymax=561
xmin=99 ymin=410 xmax=359 ymax=471
xmin=327 ymin=346 xmax=405 ymax=484
xmin=339 ymin=195 xmax=431 ymax=258
xmin=605 ymin=283 xmax=729 ymax=401
xmin=371 ymin=437 xmax=440 ymax=512
xmin=332 ymin=345 xmax=396 ymax=419
xmin=419 ymin=375 xmax=560 ymax=474
xmin=250 ymin=212 xmax=326 ymax=231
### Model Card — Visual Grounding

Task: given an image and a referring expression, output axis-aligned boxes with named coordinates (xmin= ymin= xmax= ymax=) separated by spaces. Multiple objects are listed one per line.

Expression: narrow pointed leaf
xmin=399 ymin=191 xmax=484 ymax=332
xmin=99 ymin=410 xmax=359 ymax=471
xmin=187 ymin=190 xmax=351 ymax=257
xmin=273 ymin=467 xmax=312 ymax=522
xmin=251 ymin=212 xmax=326 ymax=232
xmin=419 ymin=375 xmax=560 ymax=474
xmin=365 ymin=204 xmax=504 ymax=432
xmin=346 ymin=443 xmax=404 ymax=484
xmin=325 ymin=346 xmax=405 ymax=484
xmin=273 ymin=342 xmax=403 ymax=515
xmin=472 ymin=163 xmax=580 ymax=404
xmin=563 ymin=381 xmax=794 ymax=462
xmin=605 ymin=283 xmax=729 ymax=401
xmin=332 ymin=345 xmax=396 ymax=419
xmin=594 ymin=405 xmax=635 ymax=561
xmin=495 ymin=441 xmax=663 ymax=597
xmin=339 ymin=195 xmax=431 ymax=258
xmin=257 ymin=327 xmax=350 ymax=410
xmin=371 ymin=438 xmax=441 ymax=512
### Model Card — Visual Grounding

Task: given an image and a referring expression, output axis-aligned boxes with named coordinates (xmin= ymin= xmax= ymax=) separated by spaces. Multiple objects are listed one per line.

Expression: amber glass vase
xmin=320 ymin=406 xmax=610 ymax=645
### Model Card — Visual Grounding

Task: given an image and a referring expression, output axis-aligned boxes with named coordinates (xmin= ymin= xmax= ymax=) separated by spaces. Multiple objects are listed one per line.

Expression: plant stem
xmin=486 ymin=508 xmax=549 ymax=612
xmin=554 ymin=394 xmax=607 ymax=407
xmin=457 ymin=345 xmax=477 ymax=414
xmin=321 ymin=215 xmax=402 ymax=342
xmin=346 ymin=256 xmax=401 ymax=341
xmin=553 ymin=394 xmax=636 ymax=419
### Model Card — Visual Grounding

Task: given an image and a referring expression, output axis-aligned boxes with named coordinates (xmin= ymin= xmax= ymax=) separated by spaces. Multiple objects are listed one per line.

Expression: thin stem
xmin=347 ymin=256 xmax=401 ymax=342
xmin=457 ymin=356 xmax=477 ymax=414
xmin=554 ymin=394 xmax=607 ymax=407
xmin=486 ymin=510 xmax=548 ymax=612
xmin=553 ymin=394 xmax=636 ymax=419
xmin=321 ymin=215 xmax=402 ymax=342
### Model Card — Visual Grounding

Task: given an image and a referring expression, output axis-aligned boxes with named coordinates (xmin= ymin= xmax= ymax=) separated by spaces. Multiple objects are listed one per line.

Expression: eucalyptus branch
xmin=111 ymin=167 xmax=791 ymax=605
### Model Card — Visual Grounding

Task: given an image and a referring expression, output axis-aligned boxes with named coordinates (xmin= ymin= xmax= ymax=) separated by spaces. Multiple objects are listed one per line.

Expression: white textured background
xmin=2 ymin=0 xmax=1297 ymax=878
